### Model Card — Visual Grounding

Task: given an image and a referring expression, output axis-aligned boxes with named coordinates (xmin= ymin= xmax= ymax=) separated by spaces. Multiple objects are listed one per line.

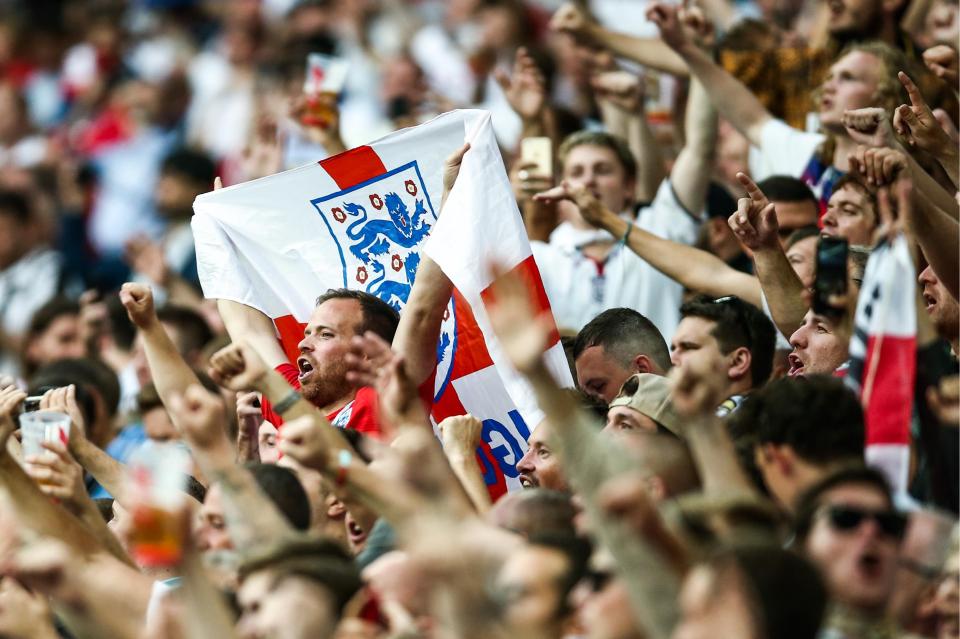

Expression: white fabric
xmin=749 ymin=118 xmax=825 ymax=183
xmin=532 ymin=179 xmax=702 ymax=341
xmin=0 ymin=247 xmax=62 ymax=377
xmin=760 ymin=291 xmax=793 ymax=350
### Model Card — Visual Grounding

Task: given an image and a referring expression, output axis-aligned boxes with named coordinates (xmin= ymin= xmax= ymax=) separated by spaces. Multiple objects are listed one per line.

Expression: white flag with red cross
xmin=192 ymin=110 xmax=572 ymax=499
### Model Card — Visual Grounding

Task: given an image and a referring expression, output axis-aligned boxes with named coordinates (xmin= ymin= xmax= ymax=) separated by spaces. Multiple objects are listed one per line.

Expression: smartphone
xmin=21 ymin=396 xmax=43 ymax=414
xmin=521 ymin=137 xmax=552 ymax=178
xmin=813 ymin=236 xmax=848 ymax=317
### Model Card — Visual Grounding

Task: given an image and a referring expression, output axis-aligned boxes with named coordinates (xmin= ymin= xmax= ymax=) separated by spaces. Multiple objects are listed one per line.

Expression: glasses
xmin=821 ymin=505 xmax=907 ymax=539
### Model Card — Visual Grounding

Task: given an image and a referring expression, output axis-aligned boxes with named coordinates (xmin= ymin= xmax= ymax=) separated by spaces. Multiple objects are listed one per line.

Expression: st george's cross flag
xmin=191 ymin=110 xmax=572 ymax=498
xmin=845 ymin=235 xmax=916 ymax=498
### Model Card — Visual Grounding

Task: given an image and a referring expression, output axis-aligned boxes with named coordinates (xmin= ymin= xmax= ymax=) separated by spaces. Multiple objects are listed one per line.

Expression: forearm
xmin=164 ymin=273 xmax=205 ymax=310
xmin=179 ymin=551 xmax=240 ymax=639
xmin=684 ymin=414 xmax=756 ymax=496
xmin=445 ymin=452 xmax=493 ymax=514
xmin=69 ymin=493 xmax=135 ymax=567
xmin=588 ymin=24 xmax=688 ymax=77
xmin=204 ymin=450 xmax=295 ymax=550
xmin=391 ymin=255 xmax=453 ymax=385
xmin=141 ymin=320 xmax=202 ymax=410
xmin=678 ymin=44 xmax=771 ymax=147
xmin=907 ymin=152 xmax=960 ymax=222
xmin=911 ymin=188 xmax=960 ymax=299
xmin=602 ymin=211 xmax=763 ymax=305
xmin=217 ymin=299 xmax=288 ymax=368
xmin=753 ymin=247 xmax=808 ymax=337
xmin=0 ymin=454 xmax=103 ymax=555
xmin=671 ymin=78 xmax=717 ymax=215
xmin=934 ymin=144 xmax=959 ymax=189
xmin=629 ymin=110 xmax=668 ymax=203
xmin=72 ymin=438 xmax=128 ymax=502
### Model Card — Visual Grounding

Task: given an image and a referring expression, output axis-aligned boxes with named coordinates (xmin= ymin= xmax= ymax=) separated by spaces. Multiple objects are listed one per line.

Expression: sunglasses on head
xmin=822 ymin=505 xmax=907 ymax=539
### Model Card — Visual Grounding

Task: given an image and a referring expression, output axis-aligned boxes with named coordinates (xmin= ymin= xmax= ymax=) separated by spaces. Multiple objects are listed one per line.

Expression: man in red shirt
xmin=217 ymin=289 xmax=399 ymax=436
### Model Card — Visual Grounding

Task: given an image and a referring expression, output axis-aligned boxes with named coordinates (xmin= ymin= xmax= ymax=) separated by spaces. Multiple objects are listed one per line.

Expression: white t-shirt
xmin=532 ymin=179 xmax=701 ymax=341
xmin=749 ymin=118 xmax=826 ymax=194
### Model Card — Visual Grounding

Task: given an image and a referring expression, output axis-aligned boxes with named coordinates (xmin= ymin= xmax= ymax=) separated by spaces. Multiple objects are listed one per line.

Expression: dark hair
xmin=573 ymin=308 xmax=671 ymax=373
xmin=157 ymin=305 xmax=214 ymax=357
xmin=30 ymin=357 xmax=121 ymax=420
xmin=105 ymin=294 xmax=138 ymax=351
xmin=705 ymin=182 xmax=738 ymax=219
xmin=25 ymin=297 xmax=79 ymax=342
xmin=246 ymin=463 xmax=312 ymax=531
xmin=315 ymin=288 xmax=400 ymax=344
xmin=792 ymin=465 xmax=893 ymax=543
xmin=731 ymin=375 xmax=865 ymax=467
xmin=160 ymin=147 xmax=217 ymax=187
xmin=558 ymin=130 xmax=638 ymax=182
xmin=785 ymin=225 xmax=821 ymax=250
xmin=679 ymin=295 xmax=777 ymax=387
xmin=756 ymin=176 xmax=818 ymax=209
xmin=184 ymin=474 xmax=208 ymax=503
xmin=711 ymin=545 xmax=828 ymax=639
xmin=0 ymin=189 xmax=31 ymax=224
xmin=528 ymin=532 xmax=593 ymax=617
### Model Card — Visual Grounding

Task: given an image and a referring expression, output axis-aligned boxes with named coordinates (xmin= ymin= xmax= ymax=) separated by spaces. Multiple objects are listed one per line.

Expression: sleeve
xmin=635 ymin=179 xmax=702 ymax=245
xmin=261 ymin=363 xmax=301 ymax=428
xmin=760 ymin=291 xmax=793 ymax=350
xmin=750 ymin=118 xmax=825 ymax=181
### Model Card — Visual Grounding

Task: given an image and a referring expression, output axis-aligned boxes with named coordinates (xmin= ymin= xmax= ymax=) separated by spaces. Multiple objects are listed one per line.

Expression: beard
xmin=299 ymin=359 xmax=352 ymax=410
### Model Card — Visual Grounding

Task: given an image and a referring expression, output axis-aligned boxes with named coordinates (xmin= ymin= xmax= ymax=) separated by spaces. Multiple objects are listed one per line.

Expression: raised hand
xmin=486 ymin=267 xmax=555 ymax=376
xmin=848 ymin=145 xmax=907 ymax=187
xmin=841 ymin=107 xmax=895 ymax=148
xmin=727 ymin=172 xmax=780 ymax=251
xmin=494 ymin=47 xmax=547 ymax=122
xmin=923 ymin=45 xmax=959 ymax=87
xmin=591 ymin=70 xmax=644 ymax=113
xmin=24 ymin=440 xmax=86 ymax=506
xmin=533 ymin=180 xmax=608 ymax=226
xmin=167 ymin=384 xmax=229 ymax=453
xmin=39 ymin=385 xmax=87 ymax=447
xmin=344 ymin=331 xmax=396 ymax=388
xmin=0 ymin=386 xmax=26 ymax=449
xmin=549 ymin=3 xmax=594 ymax=40
xmin=438 ymin=415 xmax=483 ymax=459
xmin=119 ymin=282 xmax=158 ymax=330
xmin=277 ymin=415 xmax=329 ymax=471
xmin=124 ymin=235 xmax=170 ymax=288
xmin=646 ymin=2 xmax=690 ymax=53
xmin=207 ymin=342 xmax=269 ymax=392
xmin=669 ymin=349 xmax=728 ymax=418
xmin=346 ymin=331 xmax=422 ymax=436
xmin=235 ymin=391 xmax=263 ymax=461
xmin=291 ymin=93 xmax=345 ymax=154
xmin=442 ymin=142 xmax=471 ymax=197
xmin=893 ymin=72 xmax=953 ymax=153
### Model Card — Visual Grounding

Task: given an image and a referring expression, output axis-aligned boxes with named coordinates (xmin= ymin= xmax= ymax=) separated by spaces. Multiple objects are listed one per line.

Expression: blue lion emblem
xmin=312 ymin=162 xmax=439 ymax=312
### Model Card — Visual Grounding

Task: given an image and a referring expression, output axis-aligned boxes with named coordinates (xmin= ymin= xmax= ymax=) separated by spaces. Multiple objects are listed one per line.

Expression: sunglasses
xmin=821 ymin=505 xmax=907 ymax=539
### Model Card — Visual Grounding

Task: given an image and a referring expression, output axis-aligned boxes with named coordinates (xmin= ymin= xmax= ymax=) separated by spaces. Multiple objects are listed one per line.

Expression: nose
xmin=297 ymin=334 xmax=312 ymax=353
xmin=789 ymin=325 xmax=807 ymax=349
xmin=918 ymin=265 xmax=934 ymax=286
xmin=516 ymin=448 xmax=535 ymax=473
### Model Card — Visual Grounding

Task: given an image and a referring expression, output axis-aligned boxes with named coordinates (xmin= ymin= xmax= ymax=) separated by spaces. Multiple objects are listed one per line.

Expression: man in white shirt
xmin=532 ymin=79 xmax=716 ymax=340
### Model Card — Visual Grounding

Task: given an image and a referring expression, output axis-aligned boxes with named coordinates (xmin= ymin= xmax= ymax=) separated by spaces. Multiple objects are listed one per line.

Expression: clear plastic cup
xmin=126 ymin=442 xmax=191 ymax=567
xmin=19 ymin=410 xmax=70 ymax=458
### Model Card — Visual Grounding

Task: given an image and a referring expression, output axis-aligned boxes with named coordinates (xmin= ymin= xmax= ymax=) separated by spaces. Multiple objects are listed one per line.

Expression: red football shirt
xmin=261 ymin=363 xmax=381 ymax=436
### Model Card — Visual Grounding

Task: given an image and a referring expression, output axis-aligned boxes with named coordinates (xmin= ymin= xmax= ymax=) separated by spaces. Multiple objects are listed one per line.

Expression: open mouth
xmin=857 ymin=551 xmax=883 ymax=579
xmin=922 ymin=292 xmax=937 ymax=311
xmin=787 ymin=353 xmax=805 ymax=377
xmin=346 ymin=515 xmax=367 ymax=547
xmin=518 ymin=474 xmax=537 ymax=488
xmin=297 ymin=357 xmax=315 ymax=383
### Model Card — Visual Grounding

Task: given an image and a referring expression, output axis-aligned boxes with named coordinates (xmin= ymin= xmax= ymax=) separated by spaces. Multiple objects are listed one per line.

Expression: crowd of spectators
xmin=0 ymin=0 xmax=957 ymax=638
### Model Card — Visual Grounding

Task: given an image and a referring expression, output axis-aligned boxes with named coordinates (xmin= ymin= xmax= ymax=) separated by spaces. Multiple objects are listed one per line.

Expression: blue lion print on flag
xmin=311 ymin=161 xmax=439 ymax=312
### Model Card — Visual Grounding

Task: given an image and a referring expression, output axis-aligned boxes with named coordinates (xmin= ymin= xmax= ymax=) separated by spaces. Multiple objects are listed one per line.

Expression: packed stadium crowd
xmin=0 ymin=0 xmax=957 ymax=637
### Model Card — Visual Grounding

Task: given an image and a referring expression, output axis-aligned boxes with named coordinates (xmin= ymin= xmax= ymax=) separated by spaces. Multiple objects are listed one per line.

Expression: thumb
xmin=760 ymin=202 xmax=778 ymax=229
xmin=898 ymin=104 xmax=921 ymax=127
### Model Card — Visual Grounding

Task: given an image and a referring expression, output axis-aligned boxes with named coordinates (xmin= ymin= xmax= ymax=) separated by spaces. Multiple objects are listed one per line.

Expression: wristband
xmin=272 ymin=389 xmax=302 ymax=415
xmin=335 ymin=449 xmax=353 ymax=487
xmin=619 ymin=220 xmax=634 ymax=246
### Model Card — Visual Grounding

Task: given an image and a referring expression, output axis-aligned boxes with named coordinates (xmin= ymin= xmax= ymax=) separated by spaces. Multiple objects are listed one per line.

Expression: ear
xmin=632 ymin=354 xmax=655 ymax=374
xmin=727 ymin=346 xmax=752 ymax=381
xmin=326 ymin=496 xmax=346 ymax=519
xmin=770 ymin=444 xmax=796 ymax=476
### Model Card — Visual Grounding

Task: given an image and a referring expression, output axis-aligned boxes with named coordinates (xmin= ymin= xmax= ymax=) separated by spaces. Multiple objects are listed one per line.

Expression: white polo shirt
xmin=532 ymin=179 xmax=702 ymax=341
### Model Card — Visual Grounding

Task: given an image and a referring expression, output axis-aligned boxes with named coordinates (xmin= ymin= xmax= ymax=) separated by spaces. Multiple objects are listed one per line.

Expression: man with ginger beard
xmin=919 ymin=265 xmax=959 ymax=355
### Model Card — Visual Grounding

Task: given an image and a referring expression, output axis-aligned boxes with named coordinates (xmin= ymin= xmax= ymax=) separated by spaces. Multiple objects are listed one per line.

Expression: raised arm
xmin=670 ymin=76 xmax=718 ymax=216
xmin=649 ymin=2 xmax=772 ymax=147
xmin=217 ymin=299 xmax=289 ymax=369
xmin=392 ymin=144 xmax=469 ymax=385
xmin=550 ymin=3 xmax=688 ymax=77
xmin=728 ymin=172 xmax=809 ymax=336
xmin=534 ymin=182 xmax=763 ymax=305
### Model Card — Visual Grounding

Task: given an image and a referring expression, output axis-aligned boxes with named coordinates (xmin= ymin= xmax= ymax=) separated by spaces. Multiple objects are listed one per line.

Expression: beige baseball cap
xmin=608 ymin=373 xmax=683 ymax=436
